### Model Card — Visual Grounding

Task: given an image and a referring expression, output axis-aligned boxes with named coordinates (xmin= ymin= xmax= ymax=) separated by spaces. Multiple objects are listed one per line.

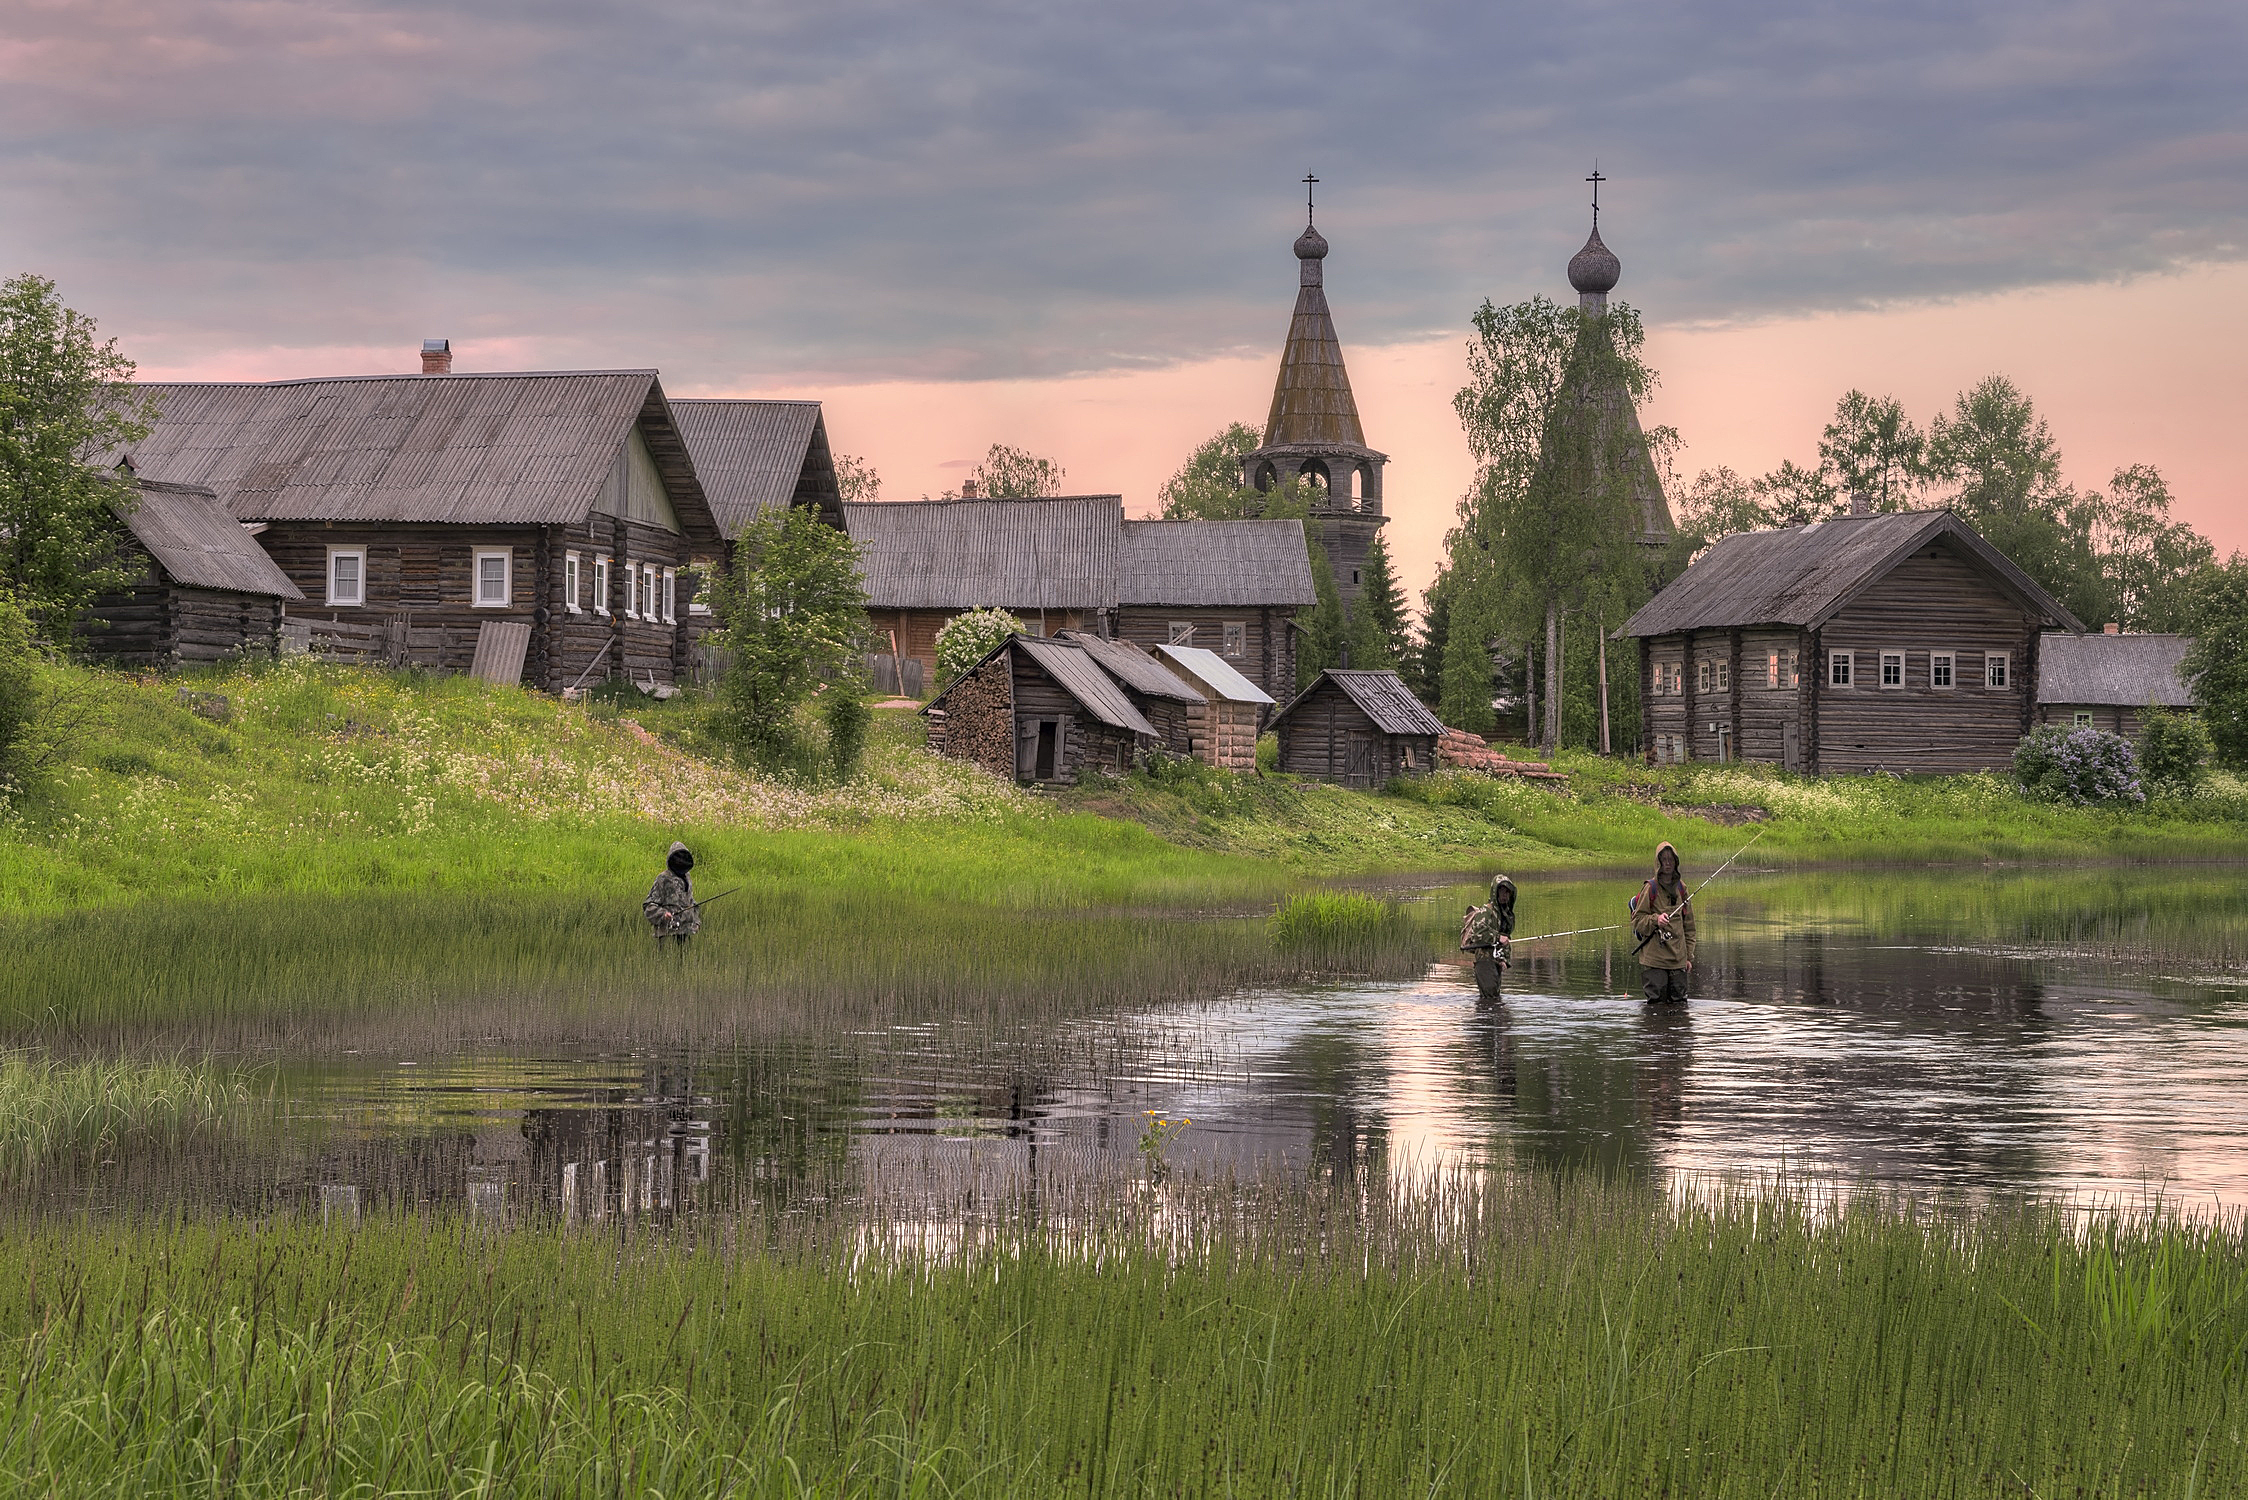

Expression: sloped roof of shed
xmin=670 ymin=399 xmax=839 ymax=535
xmin=1276 ymin=669 xmax=1443 ymax=736
xmin=1119 ymin=519 xmax=1317 ymax=606
xmin=121 ymin=371 xmax=723 ymax=544
xmin=1619 ymin=509 xmax=2083 ymax=637
xmin=2038 ymin=633 xmax=2195 ymax=707
xmin=842 ymin=497 xmax=1121 ymax=611
xmin=117 ymin=479 xmax=303 ymax=599
xmin=1155 ymin=644 xmax=1276 ymax=705
xmin=1055 ymin=631 xmax=1202 ymax=702
xmin=1015 ymin=636 xmax=1156 ymax=735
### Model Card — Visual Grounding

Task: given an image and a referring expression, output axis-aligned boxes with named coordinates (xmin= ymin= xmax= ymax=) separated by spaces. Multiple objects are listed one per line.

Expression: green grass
xmin=0 ymin=1052 xmax=253 ymax=1186
xmin=3 ymin=1175 xmax=2242 ymax=1496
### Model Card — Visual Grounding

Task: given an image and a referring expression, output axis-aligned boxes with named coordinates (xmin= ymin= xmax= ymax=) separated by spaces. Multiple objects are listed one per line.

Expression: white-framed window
xmin=1987 ymin=652 xmax=2011 ymax=689
xmin=593 ymin=556 xmax=611 ymax=616
xmin=622 ymin=559 xmax=639 ymax=619
xmin=325 ymin=547 xmax=365 ymax=607
xmin=2072 ymin=709 xmax=2094 ymax=728
xmin=1830 ymin=651 xmax=1854 ymax=687
xmin=473 ymin=548 xmax=511 ymax=608
xmin=1222 ymin=621 xmax=1246 ymax=658
xmin=661 ymin=568 xmax=676 ymax=624
xmin=1880 ymin=651 xmax=1904 ymax=688
xmin=1931 ymin=651 xmax=1954 ymax=689
xmin=1666 ymin=663 xmax=1682 ymax=695
xmin=565 ymin=552 xmax=582 ymax=613
xmin=1715 ymin=661 xmax=1731 ymax=692
xmin=1167 ymin=621 xmax=1194 ymax=646
xmin=1697 ymin=661 xmax=1711 ymax=694
xmin=643 ymin=565 xmax=659 ymax=621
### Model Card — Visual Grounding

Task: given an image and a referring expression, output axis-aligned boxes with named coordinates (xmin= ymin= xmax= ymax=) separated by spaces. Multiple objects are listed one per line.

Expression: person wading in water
xmin=1460 ymin=876 xmax=1516 ymax=1001
xmin=644 ymin=841 xmax=701 ymax=951
xmin=1631 ymin=842 xmax=1695 ymax=1003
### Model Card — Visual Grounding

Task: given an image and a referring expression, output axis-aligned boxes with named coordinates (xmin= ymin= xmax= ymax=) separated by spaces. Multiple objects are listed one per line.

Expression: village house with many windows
xmin=1620 ymin=506 xmax=2084 ymax=773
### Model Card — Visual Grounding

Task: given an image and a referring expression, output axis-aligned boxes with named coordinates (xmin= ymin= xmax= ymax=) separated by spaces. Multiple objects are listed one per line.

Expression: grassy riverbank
xmin=4 ymin=1175 xmax=2240 ymax=1497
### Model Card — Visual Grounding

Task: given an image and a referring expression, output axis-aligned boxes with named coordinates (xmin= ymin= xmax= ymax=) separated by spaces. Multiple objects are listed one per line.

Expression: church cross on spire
xmin=1586 ymin=167 xmax=1605 ymax=227
xmin=1303 ymin=172 xmax=1319 ymax=225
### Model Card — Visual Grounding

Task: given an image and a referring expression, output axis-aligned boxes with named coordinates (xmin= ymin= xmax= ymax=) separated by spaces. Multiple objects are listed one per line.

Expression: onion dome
xmin=1567 ymin=226 xmax=1621 ymax=295
xmin=1294 ymin=225 xmax=1329 ymax=261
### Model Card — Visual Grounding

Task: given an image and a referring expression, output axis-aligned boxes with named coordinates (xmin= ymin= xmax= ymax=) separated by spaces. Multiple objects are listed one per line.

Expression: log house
xmin=2034 ymin=631 xmax=2196 ymax=738
xmin=1272 ymin=669 xmax=1443 ymax=788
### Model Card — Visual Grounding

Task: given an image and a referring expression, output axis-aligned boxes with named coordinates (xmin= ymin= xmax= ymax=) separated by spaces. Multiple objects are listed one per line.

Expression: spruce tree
xmin=1295 ymin=524 xmax=1348 ymax=689
xmin=1349 ymin=533 xmax=1410 ymax=671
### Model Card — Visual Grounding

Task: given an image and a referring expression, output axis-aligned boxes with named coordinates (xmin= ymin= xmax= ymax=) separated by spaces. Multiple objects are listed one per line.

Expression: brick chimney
xmin=1848 ymin=490 xmax=1871 ymax=518
xmin=959 ymin=478 xmax=978 ymax=499
xmin=420 ymin=338 xmax=452 ymax=375
xmin=2104 ymin=622 xmax=2121 ymax=635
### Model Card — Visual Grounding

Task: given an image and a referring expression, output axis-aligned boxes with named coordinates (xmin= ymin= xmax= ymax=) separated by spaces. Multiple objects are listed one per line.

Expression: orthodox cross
xmin=1303 ymin=173 xmax=1319 ymax=225
xmin=1587 ymin=168 xmax=1605 ymax=227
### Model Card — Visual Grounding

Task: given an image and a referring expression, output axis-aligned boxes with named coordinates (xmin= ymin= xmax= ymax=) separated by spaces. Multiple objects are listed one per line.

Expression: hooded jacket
xmin=1631 ymin=842 xmax=1695 ymax=970
xmin=644 ymin=841 xmax=700 ymax=937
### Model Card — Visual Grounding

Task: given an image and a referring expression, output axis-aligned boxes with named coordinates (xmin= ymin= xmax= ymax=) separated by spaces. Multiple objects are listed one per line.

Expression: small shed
xmin=1154 ymin=643 xmax=1275 ymax=770
xmin=1272 ymin=669 xmax=1443 ymax=788
xmin=1055 ymin=631 xmax=1200 ymax=756
xmin=924 ymin=633 xmax=1158 ymax=785
xmin=2036 ymin=631 xmax=2195 ymax=737
xmin=85 ymin=478 xmax=304 ymax=665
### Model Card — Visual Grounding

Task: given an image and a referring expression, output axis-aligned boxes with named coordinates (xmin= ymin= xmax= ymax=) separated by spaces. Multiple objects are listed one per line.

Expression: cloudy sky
xmin=5 ymin=0 xmax=2243 ymax=592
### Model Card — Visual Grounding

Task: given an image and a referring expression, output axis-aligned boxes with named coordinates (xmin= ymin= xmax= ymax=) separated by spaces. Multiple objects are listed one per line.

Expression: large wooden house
xmin=1619 ymin=508 xmax=2083 ymax=773
xmin=844 ymin=497 xmax=1316 ymax=699
xmin=83 ymin=476 xmax=304 ymax=664
xmin=1272 ymin=669 xmax=1444 ymax=787
xmin=2035 ymin=630 xmax=2195 ymax=737
xmin=121 ymin=365 xmax=732 ymax=690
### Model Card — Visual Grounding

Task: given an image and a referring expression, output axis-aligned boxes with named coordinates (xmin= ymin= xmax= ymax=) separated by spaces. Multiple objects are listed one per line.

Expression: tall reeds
xmin=0 ymin=1052 xmax=252 ymax=1186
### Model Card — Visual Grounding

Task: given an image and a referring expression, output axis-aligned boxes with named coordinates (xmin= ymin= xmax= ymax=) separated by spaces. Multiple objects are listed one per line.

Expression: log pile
xmin=932 ymin=656 xmax=1015 ymax=779
xmin=1437 ymin=728 xmax=1569 ymax=783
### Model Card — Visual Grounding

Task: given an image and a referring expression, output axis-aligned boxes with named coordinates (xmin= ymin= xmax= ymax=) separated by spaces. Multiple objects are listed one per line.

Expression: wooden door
xmin=1783 ymin=721 xmax=1801 ymax=771
xmin=1344 ymin=734 xmax=1375 ymax=789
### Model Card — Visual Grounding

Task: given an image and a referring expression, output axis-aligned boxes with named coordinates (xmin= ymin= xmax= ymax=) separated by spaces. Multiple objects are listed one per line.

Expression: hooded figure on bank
xmin=1460 ymin=875 xmax=1516 ymax=1001
xmin=644 ymin=842 xmax=701 ymax=948
xmin=1630 ymin=842 xmax=1695 ymax=1003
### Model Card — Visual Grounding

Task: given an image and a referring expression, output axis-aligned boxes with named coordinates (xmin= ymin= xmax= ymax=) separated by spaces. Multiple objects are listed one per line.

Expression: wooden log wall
xmin=544 ymin=516 xmax=696 ymax=693
xmin=1275 ymin=684 xmax=1431 ymax=787
xmin=85 ymin=580 xmax=284 ymax=666
xmin=1187 ymin=700 xmax=1260 ymax=770
xmin=1113 ymin=606 xmax=1295 ymax=701
xmin=1011 ymin=651 xmax=1136 ymax=783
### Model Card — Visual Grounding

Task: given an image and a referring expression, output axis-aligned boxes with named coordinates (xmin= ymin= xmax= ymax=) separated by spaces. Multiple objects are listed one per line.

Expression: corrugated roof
xmin=842 ymin=497 xmax=1121 ymax=611
xmin=1619 ymin=509 xmax=2084 ymax=637
xmin=2038 ymin=633 xmax=2195 ymax=708
xmin=117 ymin=479 xmax=303 ymax=599
xmin=1276 ymin=669 xmax=1443 ymax=736
xmin=1055 ymin=631 xmax=1202 ymax=702
xmin=1119 ymin=520 xmax=1317 ymax=606
xmin=1155 ymin=644 xmax=1276 ymax=705
xmin=670 ymin=399 xmax=836 ymax=536
xmin=1016 ymin=636 xmax=1156 ymax=735
xmin=121 ymin=371 xmax=723 ymax=543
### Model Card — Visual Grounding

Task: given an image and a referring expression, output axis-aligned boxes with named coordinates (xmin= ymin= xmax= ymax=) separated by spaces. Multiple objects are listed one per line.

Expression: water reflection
xmin=17 ymin=874 xmax=2248 ymax=1220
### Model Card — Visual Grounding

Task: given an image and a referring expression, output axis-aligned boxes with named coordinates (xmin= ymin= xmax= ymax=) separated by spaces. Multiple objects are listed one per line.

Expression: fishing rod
xmin=1629 ymin=825 xmax=1767 ymax=958
xmin=1508 ymin=922 xmax=1628 ymax=945
xmin=693 ymin=886 xmax=742 ymax=910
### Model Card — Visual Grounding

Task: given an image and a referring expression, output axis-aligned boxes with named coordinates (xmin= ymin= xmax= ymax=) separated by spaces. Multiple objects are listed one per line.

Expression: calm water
xmin=25 ymin=867 xmax=2248 ymax=1219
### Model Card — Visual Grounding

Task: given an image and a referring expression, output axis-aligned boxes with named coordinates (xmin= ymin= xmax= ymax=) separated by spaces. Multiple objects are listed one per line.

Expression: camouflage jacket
xmin=644 ymin=870 xmax=701 ymax=937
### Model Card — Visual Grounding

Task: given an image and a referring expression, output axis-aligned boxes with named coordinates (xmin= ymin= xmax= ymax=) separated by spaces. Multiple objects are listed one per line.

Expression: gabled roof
xmin=1015 ymin=636 xmax=1157 ymax=735
xmin=842 ymin=497 xmax=1121 ymax=611
xmin=2038 ymin=633 xmax=2195 ymax=708
xmin=670 ymin=399 xmax=840 ymax=535
xmin=1275 ymin=669 xmax=1444 ymax=737
xmin=115 ymin=478 xmax=303 ymax=599
xmin=122 ymin=371 xmax=725 ymax=546
xmin=1155 ymin=644 xmax=1276 ymax=705
xmin=1055 ymin=631 xmax=1201 ymax=702
xmin=1119 ymin=519 xmax=1317 ymax=607
xmin=1619 ymin=509 xmax=2085 ymax=638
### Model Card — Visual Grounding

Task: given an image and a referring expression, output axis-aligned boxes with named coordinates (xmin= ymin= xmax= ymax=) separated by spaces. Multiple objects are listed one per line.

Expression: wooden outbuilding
xmin=1619 ymin=507 xmax=2084 ymax=773
xmin=2035 ymin=631 xmax=2195 ymax=737
xmin=1153 ymin=643 xmax=1275 ymax=770
xmin=121 ymin=360 xmax=738 ymax=691
xmin=83 ymin=476 xmax=304 ymax=664
xmin=924 ymin=633 xmax=1161 ymax=785
xmin=1272 ymin=669 xmax=1443 ymax=788
xmin=1054 ymin=631 xmax=1200 ymax=755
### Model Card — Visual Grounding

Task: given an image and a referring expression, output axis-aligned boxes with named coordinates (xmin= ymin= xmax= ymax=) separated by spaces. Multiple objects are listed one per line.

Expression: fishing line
xmin=1630 ymin=825 xmax=1767 ymax=957
xmin=1500 ymin=826 xmax=1769 ymax=950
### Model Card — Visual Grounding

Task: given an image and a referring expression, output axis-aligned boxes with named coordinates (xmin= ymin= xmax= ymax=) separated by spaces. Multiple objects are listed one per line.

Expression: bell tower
xmin=1237 ymin=180 xmax=1389 ymax=606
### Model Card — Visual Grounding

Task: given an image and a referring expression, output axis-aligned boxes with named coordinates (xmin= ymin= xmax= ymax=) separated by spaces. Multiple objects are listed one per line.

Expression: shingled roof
xmin=843 ymin=497 xmax=1120 ymax=611
xmin=2038 ymin=633 xmax=2195 ymax=708
xmin=1276 ymin=669 xmax=1444 ymax=737
xmin=1015 ymin=637 xmax=1157 ymax=735
xmin=121 ymin=371 xmax=725 ymax=546
xmin=1056 ymin=631 xmax=1202 ymax=702
xmin=1619 ymin=509 xmax=2084 ymax=638
xmin=1119 ymin=520 xmax=1316 ymax=606
xmin=116 ymin=478 xmax=302 ymax=599
xmin=670 ymin=399 xmax=840 ymax=535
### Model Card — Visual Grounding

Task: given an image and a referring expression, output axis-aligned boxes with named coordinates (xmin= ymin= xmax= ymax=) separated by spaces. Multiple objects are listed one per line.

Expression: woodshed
xmin=1272 ymin=669 xmax=1443 ymax=788
xmin=1153 ymin=643 xmax=1276 ymax=771
xmin=82 ymin=476 xmax=304 ymax=665
xmin=923 ymin=634 xmax=1162 ymax=785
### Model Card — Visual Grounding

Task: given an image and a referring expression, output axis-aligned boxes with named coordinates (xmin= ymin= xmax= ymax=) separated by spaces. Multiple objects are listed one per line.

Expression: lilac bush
xmin=2012 ymin=725 xmax=2146 ymax=806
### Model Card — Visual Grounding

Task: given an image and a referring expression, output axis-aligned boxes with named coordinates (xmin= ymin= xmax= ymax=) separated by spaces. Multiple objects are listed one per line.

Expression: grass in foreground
xmin=3 ymin=1175 xmax=2242 ymax=1496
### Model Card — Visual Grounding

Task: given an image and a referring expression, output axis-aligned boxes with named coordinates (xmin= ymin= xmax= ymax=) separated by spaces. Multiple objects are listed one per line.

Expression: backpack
xmin=1460 ymin=904 xmax=1501 ymax=952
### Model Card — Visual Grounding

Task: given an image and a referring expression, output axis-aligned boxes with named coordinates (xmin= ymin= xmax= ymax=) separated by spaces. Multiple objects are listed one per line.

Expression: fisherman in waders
xmin=1630 ymin=842 xmax=1695 ymax=1003
xmin=644 ymin=841 xmax=701 ymax=951
xmin=1459 ymin=875 xmax=1516 ymax=1002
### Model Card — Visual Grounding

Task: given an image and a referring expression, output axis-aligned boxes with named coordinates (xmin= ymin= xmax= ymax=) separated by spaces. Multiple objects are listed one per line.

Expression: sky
xmin=4 ymin=0 xmax=2243 ymax=600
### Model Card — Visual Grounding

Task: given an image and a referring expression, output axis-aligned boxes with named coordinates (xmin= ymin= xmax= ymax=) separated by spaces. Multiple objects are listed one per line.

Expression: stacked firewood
xmin=1436 ymin=728 xmax=1569 ymax=783
xmin=934 ymin=659 xmax=1016 ymax=778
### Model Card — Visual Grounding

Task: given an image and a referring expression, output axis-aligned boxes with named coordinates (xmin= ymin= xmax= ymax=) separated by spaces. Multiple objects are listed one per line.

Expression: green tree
xmin=2181 ymin=560 xmax=2248 ymax=769
xmin=1158 ymin=422 xmax=1264 ymax=519
xmin=1410 ymin=565 xmax=1453 ymax=705
xmin=2084 ymin=464 xmax=2214 ymax=632
xmin=1750 ymin=459 xmax=1839 ymax=527
xmin=1294 ymin=526 xmax=1348 ymax=689
xmin=834 ymin=454 xmax=881 ymax=504
xmin=0 ymin=274 xmax=154 ymax=633
xmin=1346 ymin=532 xmax=1409 ymax=670
xmin=1926 ymin=376 xmax=2100 ymax=624
xmin=1818 ymin=390 xmax=1926 ymax=509
xmin=933 ymin=607 xmax=1026 ymax=685
xmin=966 ymin=443 xmax=1065 ymax=499
xmin=1666 ymin=465 xmax=1769 ymax=571
xmin=705 ymin=507 xmax=868 ymax=774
